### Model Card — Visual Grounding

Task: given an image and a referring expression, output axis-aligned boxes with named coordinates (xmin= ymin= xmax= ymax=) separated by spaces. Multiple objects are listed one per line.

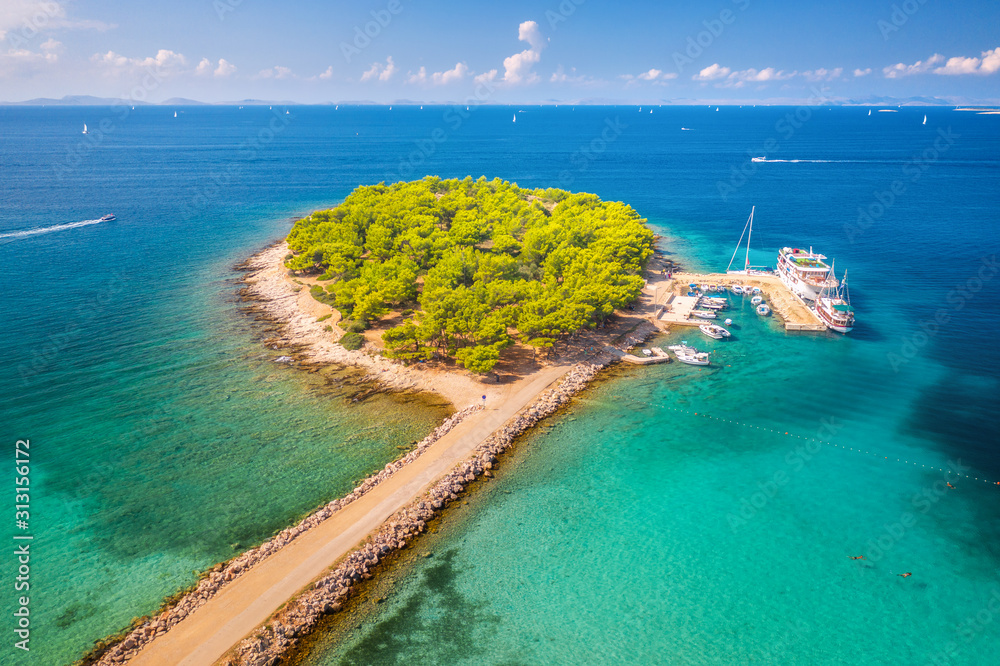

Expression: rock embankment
xmin=223 ymin=361 xmax=607 ymax=666
xmin=91 ymin=405 xmax=481 ymax=666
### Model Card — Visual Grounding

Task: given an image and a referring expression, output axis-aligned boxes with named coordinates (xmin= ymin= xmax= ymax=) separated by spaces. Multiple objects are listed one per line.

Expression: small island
xmin=284 ymin=176 xmax=655 ymax=374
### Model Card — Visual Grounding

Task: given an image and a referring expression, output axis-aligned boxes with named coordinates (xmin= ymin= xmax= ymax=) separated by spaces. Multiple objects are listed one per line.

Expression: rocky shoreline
xmin=224 ymin=360 xmax=613 ymax=666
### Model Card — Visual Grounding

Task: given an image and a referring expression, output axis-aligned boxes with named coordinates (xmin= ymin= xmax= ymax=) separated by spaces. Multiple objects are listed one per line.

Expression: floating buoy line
xmin=656 ymin=406 xmax=1000 ymax=487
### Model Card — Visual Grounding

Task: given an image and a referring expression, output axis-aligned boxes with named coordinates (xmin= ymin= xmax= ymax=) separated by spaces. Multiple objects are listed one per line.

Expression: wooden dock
xmin=608 ymin=346 xmax=671 ymax=364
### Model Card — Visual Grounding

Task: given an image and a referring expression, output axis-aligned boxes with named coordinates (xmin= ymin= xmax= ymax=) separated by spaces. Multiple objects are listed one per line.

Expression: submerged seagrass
xmin=285 ymin=176 xmax=655 ymax=373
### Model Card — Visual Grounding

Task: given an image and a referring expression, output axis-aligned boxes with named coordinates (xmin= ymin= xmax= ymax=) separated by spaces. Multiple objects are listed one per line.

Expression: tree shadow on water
xmin=336 ymin=548 xmax=503 ymax=666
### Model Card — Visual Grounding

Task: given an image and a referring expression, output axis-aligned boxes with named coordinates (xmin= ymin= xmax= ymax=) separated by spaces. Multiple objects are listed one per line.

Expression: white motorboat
xmin=642 ymin=349 xmax=653 ymax=356
xmin=751 ymin=295 xmax=763 ymax=305
xmin=757 ymin=303 xmax=771 ymax=316
xmin=731 ymin=285 xmax=743 ymax=294
xmin=700 ymin=301 xmax=727 ymax=310
xmin=690 ymin=310 xmax=717 ymax=319
xmin=668 ymin=343 xmax=698 ymax=353
xmin=99 ymin=214 xmax=116 ymax=222
xmin=699 ymin=324 xmax=731 ymax=339
xmin=724 ymin=318 xmax=733 ymax=326
xmin=674 ymin=350 xmax=711 ymax=366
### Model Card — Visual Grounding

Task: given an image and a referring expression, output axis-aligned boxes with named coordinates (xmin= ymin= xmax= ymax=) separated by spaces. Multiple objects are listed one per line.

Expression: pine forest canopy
xmin=285 ymin=176 xmax=655 ymax=374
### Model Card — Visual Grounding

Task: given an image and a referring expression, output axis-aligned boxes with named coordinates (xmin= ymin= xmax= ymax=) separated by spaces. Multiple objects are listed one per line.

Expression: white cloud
xmin=503 ymin=20 xmax=546 ymax=84
xmin=195 ymin=57 xmax=212 ymax=76
xmin=883 ymin=53 xmax=945 ymax=78
xmin=256 ymin=65 xmax=293 ymax=79
xmin=474 ymin=69 xmax=498 ymax=86
xmin=318 ymin=65 xmax=334 ymax=80
xmin=0 ymin=1 xmax=113 ymax=42
xmin=803 ymin=67 xmax=843 ymax=82
xmin=933 ymin=47 xmax=1000 ymax=75
xmin=361 ymin=56 xmax=396 ymax=82
xmin=92 ymin=49 xmax=187 ymax=76
xmin=693 ymin=63 xmax=731 ymax=80
xmin=214 ymin=58 xmax=236 ymax=77
xmin=406 ymin=61 xmax=468 ymax=85
xmin=0 ymin=45 xmax=58 ymax=76
xmin=39 ymin=37 xmax=61 ymax=53
xmin=620 ymin=67 xmax=678 ymax=85
xmin=693 ymin=63 xmax=797 ymax=87
xmin=853 ymin=68 xmax=872 ymax=77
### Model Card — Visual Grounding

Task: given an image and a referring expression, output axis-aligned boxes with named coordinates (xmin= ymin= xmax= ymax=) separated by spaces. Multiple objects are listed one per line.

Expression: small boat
xmin=691 ymin=310 xmax=717 ymax=319
xmin=674 ymin=350 xmax=711 ymax=366
xmin=641 ymin=349 xmax=653 ymax=357
xmin=751 ymin=286 xmax=761 ymax=294
xmin=82 ymin=123 xmax=89 ymax=135
xmin=700 ymin=324 xmax=731 ymax=339
xmin=751 ymin=295 xmax=763 ymax=306
xmin=667 ymin=343 xmax=698 ymax=353
xmin=731 ymin=285 xmax=743 ymax=294
xmin=174 ymin=111 xmax=178 ymax=118
xmin=513 ymin=113 xmax=517 ymax=123
xmin=751 ymin=156 xmax=767 ymax=162
xmin=99 ymin=214 xmax=116 ymax=222
xmin=867 ymin=109 xmax=871 ymax=117
xmin=757 ymin=303 xmax=771 ymax=316
xmin=724 ymin=318 xmax=733 ymax=326
xmin=922 ymin=114 xmax=927 ymax=125
xmin=700 ymin=284 xmax=710 ymax=292
xmin=700 ymin=301 xmax=727 ymax=310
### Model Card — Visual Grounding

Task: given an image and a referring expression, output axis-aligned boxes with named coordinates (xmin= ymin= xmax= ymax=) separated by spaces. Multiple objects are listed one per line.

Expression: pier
xmin=639 ymin=268 xmax=826 ymax=332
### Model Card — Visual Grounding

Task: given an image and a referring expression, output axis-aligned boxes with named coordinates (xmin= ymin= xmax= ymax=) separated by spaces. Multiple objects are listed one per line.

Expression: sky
xmin=1 ymin=0 xmax=998 ymax=104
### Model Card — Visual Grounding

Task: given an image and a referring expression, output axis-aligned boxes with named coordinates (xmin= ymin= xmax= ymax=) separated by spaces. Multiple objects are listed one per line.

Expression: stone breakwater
xmin=222 ymin=361 xmax=609 ymax=666
xmin=89 ymin=405 xmax=481 ymax=666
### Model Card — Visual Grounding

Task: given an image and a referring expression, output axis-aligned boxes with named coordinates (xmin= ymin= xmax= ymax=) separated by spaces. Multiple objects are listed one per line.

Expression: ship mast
xmin=726 ymin=206 xmax=755 ymax=273
xmin=745 ymin=205 xmax=754 ymax=270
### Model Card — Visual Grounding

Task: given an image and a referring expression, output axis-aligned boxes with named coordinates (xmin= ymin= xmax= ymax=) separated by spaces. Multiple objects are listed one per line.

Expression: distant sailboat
xmin=922 ymin=114 xmax=927 ymax=125
xmin=174 ymin=111 xmax=177 ymax=118
xmin=716 ymin=107 xmax=719 ymax=111
xmin=82 ymin=123 xmax=88 ymax=134
xmin=867 ymin=109 xmax=871 ymax=116
xmin=286 ymin=110 xmax=290 ymax=115
xmin=512 ymin=113 xmax=517 ymax=123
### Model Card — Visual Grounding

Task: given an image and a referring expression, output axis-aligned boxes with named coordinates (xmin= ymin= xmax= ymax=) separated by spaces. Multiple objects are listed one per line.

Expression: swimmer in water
xmin=897 ymin=572 xmax=912 ymax=578
xmin=849 ymin=555 xmax=865 ymax=560
xmin=947 ymin=482 xmax=955 ymax=489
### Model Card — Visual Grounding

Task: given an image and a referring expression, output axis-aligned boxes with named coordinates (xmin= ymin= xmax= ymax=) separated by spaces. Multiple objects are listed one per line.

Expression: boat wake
xmin=751 ymin=158 xmax=849 ymax=163
xmin=0 ymin=218 xmax=104 ymax=241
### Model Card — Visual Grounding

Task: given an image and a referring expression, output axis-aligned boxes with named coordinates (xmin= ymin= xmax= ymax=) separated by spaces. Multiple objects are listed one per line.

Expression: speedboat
xmin=751 ymin=156 xmax=767 ymax=162
xmin=699 ymin=324 xmax=731 ymax=339
xmin=690 ymin=310 xmax=717 ymax=319
xmin=100 ymin=214 xmax=116 ymax=222
xmin=641 ymin=349 xmax=653 ymax=356
xmin=674 ymin=350 xmax=711 ymax=366
xmin=751 ymin=295 xmax=763 ymax=306
xmin=700 ymin=301 xmax=727 ymax=310
xmin=731 ymin=285 xmax=743 ymax=294
xmin=757 ymin=303 xmax=771 ymax=316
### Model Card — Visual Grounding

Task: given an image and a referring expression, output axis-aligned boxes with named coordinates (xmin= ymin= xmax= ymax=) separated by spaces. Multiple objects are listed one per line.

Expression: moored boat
xmin=674 ymin=350 xmax=711 ymax=366
xmin=731 ymin=285 xmax=743 ymax=294
xmin=757 ymin=303 xmax=771 ymax=316
xmin=690 ymin=310 xmax=717 ymax=319
xmin=776 ymin=246 xmax=838 ymax=302
xmin=751 ymin=295 xmax=763 ymax=305
xmin=814 ymin=263 xmax=855 ymax=333
xmin=699 ymin=324 xmax=731 ymax=339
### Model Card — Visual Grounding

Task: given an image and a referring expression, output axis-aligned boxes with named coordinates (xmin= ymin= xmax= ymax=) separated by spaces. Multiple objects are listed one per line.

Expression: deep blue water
xmin=1 ymin=105 xmax=998 ymax=664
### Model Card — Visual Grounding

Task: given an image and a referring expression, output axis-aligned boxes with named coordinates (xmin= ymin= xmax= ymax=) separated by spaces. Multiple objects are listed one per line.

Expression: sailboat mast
xmin=726 ymin=207 xmax=754 ymax=273
xmin=744 ymin=206 xmax=754 ymax=269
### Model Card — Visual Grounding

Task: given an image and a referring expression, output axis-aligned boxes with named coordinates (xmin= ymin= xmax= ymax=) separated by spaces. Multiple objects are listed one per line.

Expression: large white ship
xmin=776 ymin=246 xmax=838 ymax=302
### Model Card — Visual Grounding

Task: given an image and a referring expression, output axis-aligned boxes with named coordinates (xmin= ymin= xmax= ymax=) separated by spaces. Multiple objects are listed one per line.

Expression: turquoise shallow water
xmin=2 ymin=105 xmax=999 ymax=664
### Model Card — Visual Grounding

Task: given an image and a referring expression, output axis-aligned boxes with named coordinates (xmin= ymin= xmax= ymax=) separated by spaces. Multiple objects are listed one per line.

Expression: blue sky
xmin=1 ymin=0 xmax=998 ymax=103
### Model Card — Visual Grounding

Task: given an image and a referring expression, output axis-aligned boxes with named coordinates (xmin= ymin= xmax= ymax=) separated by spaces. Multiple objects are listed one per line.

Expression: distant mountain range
xmin=2 ymin=94 xmax=997 ymax=107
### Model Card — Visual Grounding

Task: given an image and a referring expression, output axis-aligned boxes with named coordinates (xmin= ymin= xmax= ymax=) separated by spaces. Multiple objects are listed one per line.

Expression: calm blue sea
xmin=1 ymin=105 xmax=998 ymax=665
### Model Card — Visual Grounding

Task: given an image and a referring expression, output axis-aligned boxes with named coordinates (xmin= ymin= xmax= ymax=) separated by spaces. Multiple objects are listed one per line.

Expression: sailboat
xmin=922 ymin=114 xmax=927 ymax=125
xmin=867 ymin=109 xmax=871 ymax=116
xmin=814 ymin=261 xmax=855 ymax=333
xmin=725 ymin=206 xmax=771 ymax=276
xmin=513 ymin=113 xmax=517 ymax=123
xmin=82 ymin=123 xmax=89 ymax=135
xmin=174 ymin=111 xmax=178 ymax=118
